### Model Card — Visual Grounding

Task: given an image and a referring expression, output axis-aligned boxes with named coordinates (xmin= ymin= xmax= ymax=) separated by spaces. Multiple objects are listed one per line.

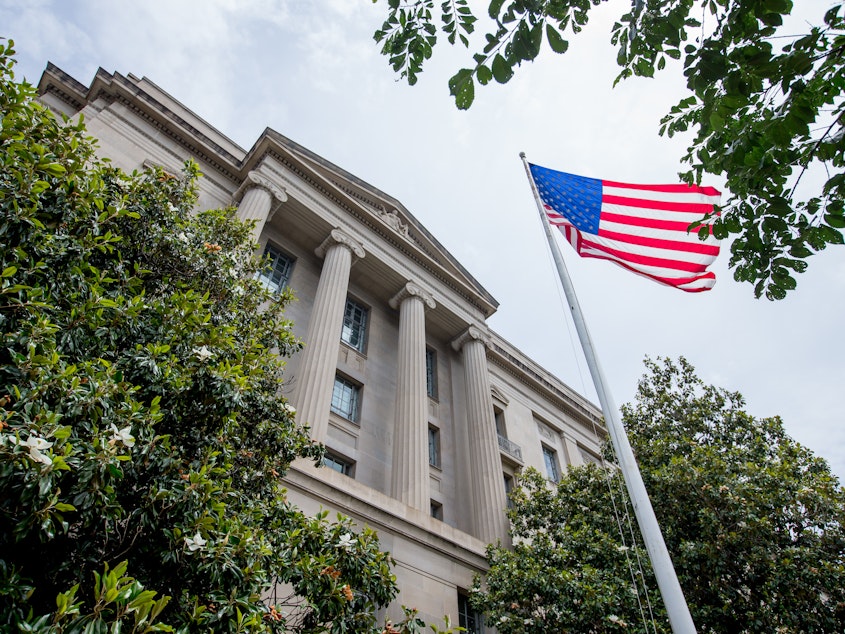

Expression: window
xmin=458 ymin=592 xmax=484 ymax=634
xmin=543 ymin=445 xmax=560 ymax=483
xmin=425 ymin=348 xmax=438 ymax=398
xmin=322 ymin=452 xmax=354 ymax=476
xmin=494 ymin=407 xmax=506 ymax=437
xmin=341 ymin=298 xmax=368 ymax=352
xmin=503 ymin=473 xmax=515 ymax=509
xmin=428 ymin=425 xmax=441 ymax=468
xmin=331 ymin=375 xmax=360 ymax=422
xmin=256 ymin=244 xmax=294 ymax=292
xmin=430 ymin=500 xmax=443 ymax=520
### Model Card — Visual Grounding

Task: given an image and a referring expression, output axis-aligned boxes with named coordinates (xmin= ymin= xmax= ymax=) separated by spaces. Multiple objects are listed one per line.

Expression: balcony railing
xmin=497 ymin=434 xmax=523 ymax=462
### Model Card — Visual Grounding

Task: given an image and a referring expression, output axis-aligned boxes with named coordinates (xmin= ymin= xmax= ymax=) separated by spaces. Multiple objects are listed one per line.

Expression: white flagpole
xmin=520 ymin=153 xmax=697 ymax=634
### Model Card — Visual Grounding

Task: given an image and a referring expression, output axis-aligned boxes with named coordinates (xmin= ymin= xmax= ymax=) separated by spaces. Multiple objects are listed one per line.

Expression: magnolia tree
xmin=0 ymin=40 xmax=456 ymax=634
xmin=472 ymin=357 xmax=845 ymax=633
xmin=373 ymin=0 xmax=845 ymax=300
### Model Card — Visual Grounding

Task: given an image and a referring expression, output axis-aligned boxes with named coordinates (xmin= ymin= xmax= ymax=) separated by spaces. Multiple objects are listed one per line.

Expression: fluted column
xmin=233 ymin=170 xmax=287 ymax=242
xmin=389 ymin=282 xmax=436 ymax=510
xmin=452 ymin=326 xmax=509 ymax=543
xmin=294 ymin=229 xmax=365 ymax=441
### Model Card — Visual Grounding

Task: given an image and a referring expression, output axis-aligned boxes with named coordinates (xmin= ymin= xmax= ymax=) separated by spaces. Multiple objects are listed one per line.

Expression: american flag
xmin=528 ymin=163 xmax=721 ymax=292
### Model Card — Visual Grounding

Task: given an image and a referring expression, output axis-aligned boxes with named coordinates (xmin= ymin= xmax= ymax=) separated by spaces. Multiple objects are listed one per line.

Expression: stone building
xmin=37 ymin=63 xmax=605 ymax=631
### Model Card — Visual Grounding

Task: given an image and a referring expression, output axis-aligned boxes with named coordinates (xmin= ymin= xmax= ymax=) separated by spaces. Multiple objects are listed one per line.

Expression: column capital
xmin=315 ymin=228 xmax=365 ymax=262
xmin=451 ymin=325 xmax=490 ymax=352
xmin=234 ymin=170 xmax=288 ymax=217
xmin=389 ymin=281 xmax=436 ymax=311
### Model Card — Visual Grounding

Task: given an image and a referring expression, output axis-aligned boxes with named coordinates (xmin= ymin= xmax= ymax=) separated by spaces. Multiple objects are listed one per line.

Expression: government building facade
xmin=37 ymin=64 xmax=605 ymax=631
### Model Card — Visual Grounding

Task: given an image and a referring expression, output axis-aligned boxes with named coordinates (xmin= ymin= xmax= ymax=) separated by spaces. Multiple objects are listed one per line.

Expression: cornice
xmin=486 ymin=341 xmax=605 ymax=435
xmin=261 ymin=150 xmax=495 ymax=318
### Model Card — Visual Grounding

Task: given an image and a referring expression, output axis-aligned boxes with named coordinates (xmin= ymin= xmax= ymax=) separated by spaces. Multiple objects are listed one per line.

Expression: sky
xmin=3 ymin=0 xmax=844 ymax=481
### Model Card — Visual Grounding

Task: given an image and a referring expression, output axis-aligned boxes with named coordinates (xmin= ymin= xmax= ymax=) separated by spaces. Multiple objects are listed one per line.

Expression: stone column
xmin=233 ymin=170 xmax=287 ymax=242
xmin=389 ymin=282 xmax=436 ymax=510
xmin=452 ymin=326 xmax=509 ymax=543
xmin=294 ymin=229 xmax=365 ymax=442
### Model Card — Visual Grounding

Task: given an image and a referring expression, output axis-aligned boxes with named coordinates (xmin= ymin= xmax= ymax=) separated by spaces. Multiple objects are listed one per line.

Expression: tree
xmin=373 ymin=0 xmax=845 ymax=300
xmin=471 ymin=357 xmax=845 ymax=633
xmin=0 ymin=40 xmax=455 ymax=634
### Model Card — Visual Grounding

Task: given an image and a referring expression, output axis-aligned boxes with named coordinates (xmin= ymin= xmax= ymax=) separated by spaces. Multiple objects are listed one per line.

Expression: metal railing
xmin=497 ymin=434 xmax=523 ymax=462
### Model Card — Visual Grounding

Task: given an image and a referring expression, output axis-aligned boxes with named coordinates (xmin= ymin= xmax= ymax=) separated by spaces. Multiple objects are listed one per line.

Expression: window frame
xmin=425 ymin=347 xmax=438 ymax=399
xmin=256 ymin=243 xmax=295 ymax=293
xmin=330 ymin=374 xmax=361 ymax=423
xmin=430 ymin=500 xmax=443 ymax=520
xmin=340 ymin=298 xmax=369 ymax=353
xmin=494 ymin=406 xmax=506 ymax=437
xmin=542 ymin=445 xmax=560 ymax=483
xmin=428 ymin=425 xmax=441 ymax=469
xmin=458 ymin=591 xmax=484 ymax=634
xmin=322 ymin=452 xmax=354 ymax=476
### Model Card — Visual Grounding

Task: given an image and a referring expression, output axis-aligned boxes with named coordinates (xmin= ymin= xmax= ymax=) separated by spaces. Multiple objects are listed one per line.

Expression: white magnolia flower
xmin=110 ymin=424 xmax=135 ymax=448
xmin=193 ymin=345 xmax=213 ymax=361
xmin=185 ymin=532 xmax=207 ymax=552
xmin=337 ymin=533 xmax=355 ymax=551
xmin=23 ymin=436 xmax=53 ymax=466
xmin=283 ymin=403 xmax=296 ymax=414
xmin=608 ymin=615 xmax=626 ymax=625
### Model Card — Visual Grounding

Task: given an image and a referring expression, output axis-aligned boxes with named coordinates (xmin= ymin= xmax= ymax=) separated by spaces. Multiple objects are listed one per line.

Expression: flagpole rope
xmin=591 ymin=415 xmax=659 ymax=634
xmin=540 ymin=226 xmax=591 ymax=398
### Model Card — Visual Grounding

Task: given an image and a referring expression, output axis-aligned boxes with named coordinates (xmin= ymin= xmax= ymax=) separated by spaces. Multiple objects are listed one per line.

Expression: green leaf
xmin=491 ymin=54 xmax=514 ymax=83
xmin=546 ymin=24 xmax=569 ymax=54
xmin=448 ymin=68 xmax=476 ymax=109
xmin=476 ymin=64 xmax=493 ymax=85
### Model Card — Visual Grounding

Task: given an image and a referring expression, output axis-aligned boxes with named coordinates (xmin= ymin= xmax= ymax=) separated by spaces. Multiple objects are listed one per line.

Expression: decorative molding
xmin=450 ymin=325 xmax=491 ymax=352
xmin=490 ymin=384 xmax=510 ymax=406
xmin=315 ymin=228 xmax=366 ymax=262
xmin=261 ymin=152 xmax=496 ymax=318
xmin=233 ymin=170 xmax=288 ymax=220
xmin=389 ymin=281 xmax=436 ymax=311
xmin=486 ymin=341 xmax=605 ymax=435
xmin=537 ymin=420 xmax=555 ymax=440
xmin=377 ymin=208 xmax=410 ymax=238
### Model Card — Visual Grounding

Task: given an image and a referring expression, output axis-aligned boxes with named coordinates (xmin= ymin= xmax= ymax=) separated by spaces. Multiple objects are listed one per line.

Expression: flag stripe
xmin=597 ymin=227 xmax=721 ymax=256
xmin=579 ymin=237 xmax=710 ymax=273
xmin=579 ymin=249 xmax=717 ymax=290
xmin=603 ymin=193 xmax=717 ymax=215
xmin=601 ymin=210 xmax=714 ymax=233
xmin=530 ymin=163 xmax=721 ymax=292
xmin=602 ymin=180 xmax=721 ymax=197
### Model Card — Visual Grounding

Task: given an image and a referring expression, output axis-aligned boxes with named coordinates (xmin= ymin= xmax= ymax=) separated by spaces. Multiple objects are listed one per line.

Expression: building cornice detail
xmin=262 ymin=151 xmax=495 ymax=318
xmin=486 ymin=341 xmax=605 ymax=435
xmin=389 ymin=282 xmax=436 ymax=311
xmin=377 ymin=208 xmax=410 ymax=238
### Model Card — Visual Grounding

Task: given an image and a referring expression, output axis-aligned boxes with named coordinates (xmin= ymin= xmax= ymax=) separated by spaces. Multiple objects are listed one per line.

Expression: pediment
xmin=255 ymin=130 xmax=498 ymax=317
